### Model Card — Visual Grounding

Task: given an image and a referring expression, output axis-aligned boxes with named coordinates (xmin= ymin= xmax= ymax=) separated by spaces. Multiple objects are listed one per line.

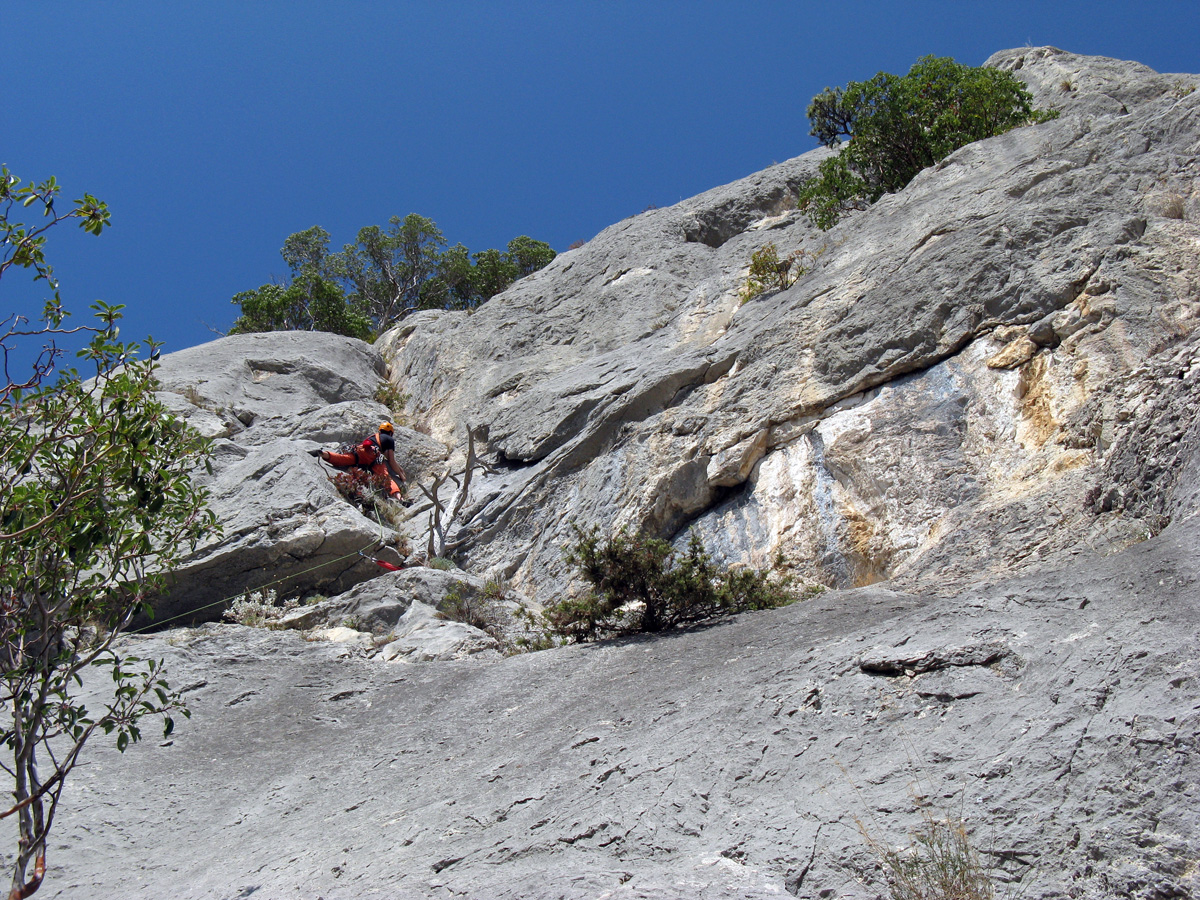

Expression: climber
xmin=319 ymin=422 xmax=407 ymax=499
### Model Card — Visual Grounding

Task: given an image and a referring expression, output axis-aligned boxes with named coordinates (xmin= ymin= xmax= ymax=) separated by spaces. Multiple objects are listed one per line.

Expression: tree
xmin=431 ymin=243 xmax=477 ymax=310
xmin=797 ymin=56 xmax=1056 ymax=229
xmin=231 ymin=218 xmax=557 ymax=337
xmin=280 ymin=224 xmax=333 ymax=275
xmin=411 ymin=425 xmax=493 ymax=561
xmin=0 ymin=168 xmax=107 ymax=398
xmin=229 ymin=226 xmax=372 ymax=340
xmin=1 ymin=170 xmax=216 ymax=897
xmin=423 ymin=237 xmax=557 ymax=312
xmin=504 ymin=235 xmax=556 ymax=279
xmin=468 ymin=247 xmax=519 ymax=305
xmin=332 ymin=214 xmax=447 ymax=331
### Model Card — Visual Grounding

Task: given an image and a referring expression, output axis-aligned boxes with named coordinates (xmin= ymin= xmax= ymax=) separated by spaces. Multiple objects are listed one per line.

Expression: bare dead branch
xmin=415 ymin=424 xmax=491 ymax=560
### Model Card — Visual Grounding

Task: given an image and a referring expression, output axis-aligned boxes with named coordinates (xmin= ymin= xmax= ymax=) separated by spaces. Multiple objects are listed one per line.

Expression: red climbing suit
xmin=324 ymin=436 xmax=404 ymax=498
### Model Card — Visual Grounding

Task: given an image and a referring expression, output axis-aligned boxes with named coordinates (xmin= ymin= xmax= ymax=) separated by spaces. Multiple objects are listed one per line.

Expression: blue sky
xmin=3 ymin=1 xmax=1197 ymax=364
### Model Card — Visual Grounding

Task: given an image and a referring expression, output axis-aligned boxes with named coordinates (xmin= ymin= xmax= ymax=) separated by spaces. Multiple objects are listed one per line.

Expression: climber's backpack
xmin=337 ymin=437 xmax=381 ymax=468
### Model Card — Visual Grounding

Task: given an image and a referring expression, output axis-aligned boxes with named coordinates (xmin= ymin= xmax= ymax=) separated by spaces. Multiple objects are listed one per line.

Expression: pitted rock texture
xmin=379 ymin=47 xmax=1200 ymax=606
xmin=43 ymin=514 xmax=1200 ymax=900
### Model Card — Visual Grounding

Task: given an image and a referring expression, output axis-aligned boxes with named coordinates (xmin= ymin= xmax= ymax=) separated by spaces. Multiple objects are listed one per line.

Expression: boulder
xmin=305 ymin=625 xmax=376 ymax=656
xmin=148 ymin=437 xmax=387 ymax=626
xmin=378 ymin=600 xmax=501 ymax=663
xmin=275 ymin=566 xmax=490 ymax=634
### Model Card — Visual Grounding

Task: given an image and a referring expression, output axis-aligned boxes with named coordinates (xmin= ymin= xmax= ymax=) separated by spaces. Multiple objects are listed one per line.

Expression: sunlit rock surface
xmin=149 ymin=331 xmax=448 ymax=624
xmin=49 ymin=514 xmax=1200 ymax=899
xmin=380 ymin=48 xmax=1200 ymax=609
xmin=34 ymin=49 xmax=1200 ymax=899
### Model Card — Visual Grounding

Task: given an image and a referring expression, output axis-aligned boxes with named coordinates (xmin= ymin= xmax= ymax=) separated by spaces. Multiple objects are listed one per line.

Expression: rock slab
xmin=42 ymin=513 xmax=1200 ymax=900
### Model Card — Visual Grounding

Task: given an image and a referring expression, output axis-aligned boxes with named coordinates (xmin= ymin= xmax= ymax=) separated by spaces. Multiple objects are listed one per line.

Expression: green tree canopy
xmin=230 ymin=216 xmax=556 ymax=338
xmin=229 ymin=225 xmax=373 ymax=340
xmin=505 ymin=234 xmax=557 ymax=278
xmin=432 ymin=236 xmax=556 ymax=311
xmin=332 ymin=214 xmax=447 ymax=330
xmin=797 ymin=55 xmax=1056 ymax=229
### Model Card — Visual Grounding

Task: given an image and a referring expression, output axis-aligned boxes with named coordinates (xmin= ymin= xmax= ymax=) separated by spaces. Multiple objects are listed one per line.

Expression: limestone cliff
xmin=379 ymin=47 xmax=1200 ymax=607
xmin=34 ymin=48 xmax=1200 ymax=900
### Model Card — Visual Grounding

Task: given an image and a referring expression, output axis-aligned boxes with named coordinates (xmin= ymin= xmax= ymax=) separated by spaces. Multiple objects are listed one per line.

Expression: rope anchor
xmin=359 ymin=545 xmax=404 ymax=572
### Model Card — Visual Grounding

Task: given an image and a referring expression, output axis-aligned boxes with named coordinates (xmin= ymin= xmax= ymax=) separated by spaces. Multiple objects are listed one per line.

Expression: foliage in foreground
xmin=798 ymin=55 xmax=1057 ymax=229
xmin=230 ymin=216 xmax=556 ymax=338
xmin=1 ymin=169 xmax=216 ymax=896
xmin=542 ymin=526 xmax=794 ymax=643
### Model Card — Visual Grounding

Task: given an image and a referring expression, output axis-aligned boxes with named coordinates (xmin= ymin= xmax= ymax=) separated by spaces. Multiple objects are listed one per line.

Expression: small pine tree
xmin=546 ymin=526 xmax=794 ymax=642
xmin=741 ymin=243 xmax=814 ymax=303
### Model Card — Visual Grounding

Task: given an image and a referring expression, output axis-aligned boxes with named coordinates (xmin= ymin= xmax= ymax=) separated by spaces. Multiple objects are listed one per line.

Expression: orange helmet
xmin=379 ymin=422 xmax=394 ymax=434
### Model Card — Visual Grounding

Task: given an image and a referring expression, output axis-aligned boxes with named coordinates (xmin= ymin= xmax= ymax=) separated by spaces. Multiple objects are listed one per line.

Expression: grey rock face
xmin=379 ymin=48 xmax=1200 ymax=608
xmin=149 ymin=331 xmax=449 ymax=624
xmin=45 ymin=513 xmax=1200 ymax=899
xmin=154 ymin=331 xmax=387 ymax=433
xmin=29 ymin=48 xmax=1200 ymax=900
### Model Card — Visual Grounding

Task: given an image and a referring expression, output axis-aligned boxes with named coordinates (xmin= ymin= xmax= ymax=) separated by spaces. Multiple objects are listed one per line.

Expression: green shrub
xmin=741 ymin=243 xmax=817 ymax=303
xmin=439 ymin=584 xmax=504 ymax=637
xmin=545 ymin=526 xmax=794 ymax=643
xmin=798 ymin=55 xmax=1057 ymax=229
xmin=373 ymin=381 xmax=410 ymax=422
xmin=330 ymin=467 xmax=398 ymax=523
xmin=510 ymin=604 xmax=560 ymax=653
